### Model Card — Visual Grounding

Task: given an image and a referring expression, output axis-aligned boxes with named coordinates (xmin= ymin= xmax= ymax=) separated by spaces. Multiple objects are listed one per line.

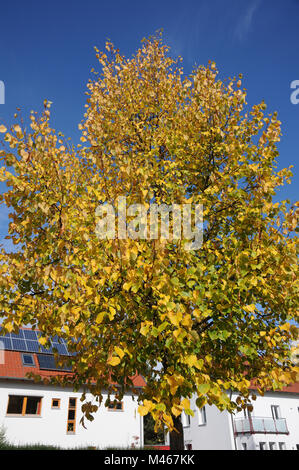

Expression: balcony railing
xmin=233 ymin=417 xmax=289 ymax=435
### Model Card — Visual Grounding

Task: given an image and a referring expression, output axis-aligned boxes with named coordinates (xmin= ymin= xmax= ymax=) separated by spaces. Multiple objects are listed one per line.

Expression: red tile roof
xmin=0 ymin=350 xmax=70 ymax=380
xmin=281 ymin=382 xmax=299 ymax=394
xmin=0 ymin=350 xmax=146 ymax=387
xmin=1 ymin=346 xmax=296 ymax=394
xmin=250 ymin=381 xmax=299 ymax=394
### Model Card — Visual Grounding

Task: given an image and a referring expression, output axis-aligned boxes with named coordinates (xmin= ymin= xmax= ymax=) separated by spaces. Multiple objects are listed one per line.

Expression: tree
xmin=0 ymin=34 xmax=298 ymax=450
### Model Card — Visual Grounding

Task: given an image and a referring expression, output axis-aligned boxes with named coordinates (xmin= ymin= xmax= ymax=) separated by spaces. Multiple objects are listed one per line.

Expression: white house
xmin=177 ymin=383 xmax=299 ymax=450
xmin=0 ymin=328 xmax=145 ymax=449
xmin=1 ymin=327 xmax=298 ymax=450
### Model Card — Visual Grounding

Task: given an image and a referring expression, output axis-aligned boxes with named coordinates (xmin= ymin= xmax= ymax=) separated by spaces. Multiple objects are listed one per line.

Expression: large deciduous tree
xmin=0 ymin=35 xmax=298 ymax=449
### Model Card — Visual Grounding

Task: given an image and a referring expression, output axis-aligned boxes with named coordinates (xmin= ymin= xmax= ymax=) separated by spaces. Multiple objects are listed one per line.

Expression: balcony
xmin=233 ymin=417 xmax=289 ymax=435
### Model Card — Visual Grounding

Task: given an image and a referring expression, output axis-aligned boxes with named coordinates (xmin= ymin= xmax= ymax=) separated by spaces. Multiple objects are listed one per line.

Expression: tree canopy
xmin=0 ymin=34 xmax=298 ymax=440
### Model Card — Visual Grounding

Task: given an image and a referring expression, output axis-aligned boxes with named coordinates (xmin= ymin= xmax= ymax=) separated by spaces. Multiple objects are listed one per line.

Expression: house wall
xmin=165 ymin=394 xmax=235 ymax=450
xmin=168 ymin=390 xmax=299 ymax=450
xmin=182 ymin=394 xmax=235 ymax=450
xmin=0 ymin=380 xmax=143 ymax=449
xmin=232 ymin=391 xmax=299 ymax=451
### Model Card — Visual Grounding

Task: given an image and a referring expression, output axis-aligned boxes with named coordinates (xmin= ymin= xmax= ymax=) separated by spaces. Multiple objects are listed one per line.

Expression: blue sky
xmin=0 ymin=0 xmax=298 ymax=245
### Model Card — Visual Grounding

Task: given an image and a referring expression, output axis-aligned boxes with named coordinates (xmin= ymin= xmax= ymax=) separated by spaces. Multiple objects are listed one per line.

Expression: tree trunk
xmin=169 ymin=415 xmax=184 ymax=450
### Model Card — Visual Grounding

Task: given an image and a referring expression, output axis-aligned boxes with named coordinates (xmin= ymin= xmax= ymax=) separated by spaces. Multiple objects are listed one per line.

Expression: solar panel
xmin=52 ymin=343 xmax=68 ymax=355
xmin=39 ymin=344 xmax=53 ymax=354
xmin=0 ymin=329 xmax=72 ymax=356
xmin=0 ymin=337 xmax=12 ymax=350
xmin=23 ymin=330 xmax=37 ymax=340
xmin=11 ymin=339 xmax=27 ymax=351
xmin=37 ymin=354 xmax=72 ymax=371
xmin=11 ymin=330 xmax=24 ymax=339
xmin=25 ymin=340 xmax=40 ymax=353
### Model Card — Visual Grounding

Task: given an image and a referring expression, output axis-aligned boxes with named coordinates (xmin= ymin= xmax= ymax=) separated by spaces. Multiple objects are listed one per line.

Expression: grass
xmin=0 ymin=442 xmax=63 ymax=450
xmin=0 ymin=427 xmax=158 ymax=450
xmin=0 ymin=443 xmax=157 ymax=450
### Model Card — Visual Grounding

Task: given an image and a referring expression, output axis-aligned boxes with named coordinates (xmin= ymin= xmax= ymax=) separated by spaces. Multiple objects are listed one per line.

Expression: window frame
xmin=66 ymin=397 xmax=77 ymax=434
xmin=51 ymin=398 xmax=61 ymax=409
xmin=6 ymin=395 xmax=42 ymax=416
xmin=198 ymin=406 xmax=207 ymax=426
xmin=107 ymin=400 xmax=124 ymax=412
xmin=278 ymin=442 xmax=286 ymax=450
xmin=182 ymin=411 xmax=191 ymax=428
xmin=21 ymin=353 xmax=35 ymax=367
xmin=271 ymin=405 xmax=281 ymax=420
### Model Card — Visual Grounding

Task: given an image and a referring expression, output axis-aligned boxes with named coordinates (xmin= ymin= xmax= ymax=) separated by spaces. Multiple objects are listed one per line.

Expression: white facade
xmin=168 ymin=388 xmax=299 ymax=450
xmin=232 ymin=391 xmax=299 ymax=451
xmin=0 ymin=379 xmax=144 ymax=449
xmin=180 ymin=394 xmax=235 ymax=450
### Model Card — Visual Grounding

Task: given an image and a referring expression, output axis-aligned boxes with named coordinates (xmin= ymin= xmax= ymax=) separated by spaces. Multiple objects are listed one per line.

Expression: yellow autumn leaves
xmin=138 ymin=397 xmax=192 ymax=425
xmin=107 ymin=345 xmax=131 ymax=366
xmin=0 ymin=34 xmax=298 ymax=434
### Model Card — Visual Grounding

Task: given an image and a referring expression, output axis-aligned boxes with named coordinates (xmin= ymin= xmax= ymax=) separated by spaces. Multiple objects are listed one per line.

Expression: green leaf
xmin=198 ymin=383 xmax=210 ymax=394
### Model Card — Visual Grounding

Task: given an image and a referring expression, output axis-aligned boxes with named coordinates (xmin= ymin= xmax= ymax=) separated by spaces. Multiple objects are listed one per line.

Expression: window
xmin=259 ymin=442 xmax=267 ymax=450
xmin=7 ymin=395 xmax=23 ymax=414
xmin=108 ymin=400 xmax=123 ymax=411
xmin=21 ymin=353 xmax=35 ymax=366
xmin=51 ymin=398 xmax=61 ymax=409
xmin=198 ymin=406 xmax=206 ymax=426
xmin=182 ymin=411 xmax=191 ymax=428
xmin=278 ymin=442 xmax=286 ymax=450
xmin=271 ymin=405 xmax=281 ymax=420
xmin=69 ymin=398 xmax=76 ymax=407
xmin=66 ymin=397 xmax=77 ymax=433
xmin=6 ymin=395 xmax=42 ymax=415
xmin=269 ymin=442 xmax=276 ymax=450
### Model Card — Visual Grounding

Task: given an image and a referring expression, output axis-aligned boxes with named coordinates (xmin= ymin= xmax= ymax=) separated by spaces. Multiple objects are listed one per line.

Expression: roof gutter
xmin=0 ymin=376 xmax=33 ymax=381
xmin=0 ymin=376 xmax=145 ymax=391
